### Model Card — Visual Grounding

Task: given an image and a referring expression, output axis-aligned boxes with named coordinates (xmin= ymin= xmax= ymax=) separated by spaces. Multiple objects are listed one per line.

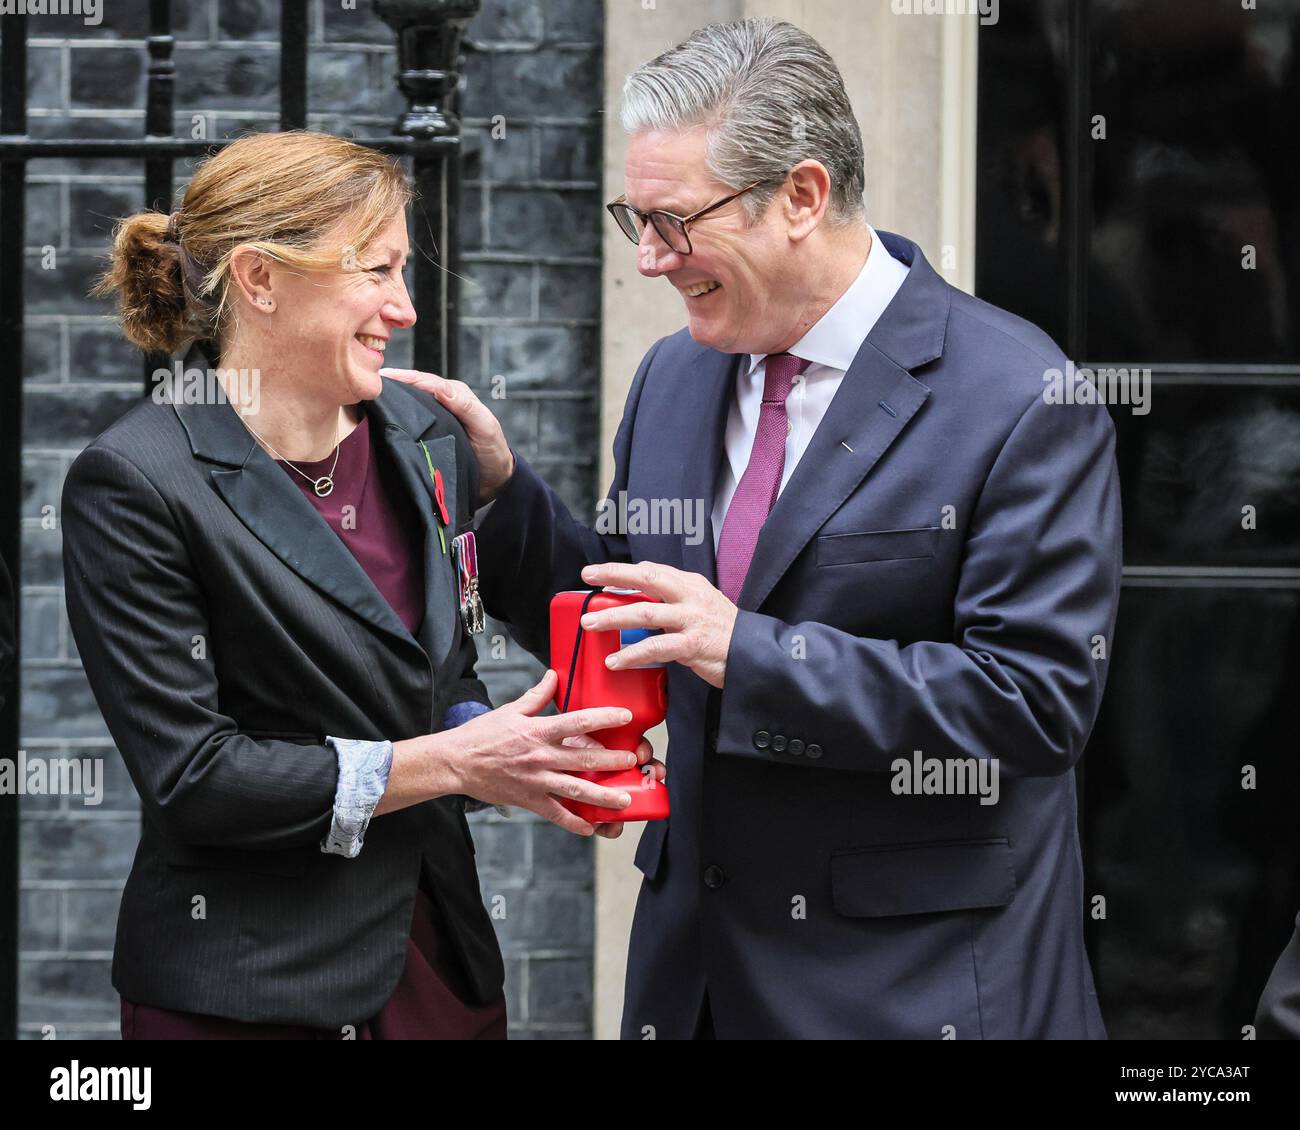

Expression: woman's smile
xmin=356 ymin=332 xmax=388 ymax=359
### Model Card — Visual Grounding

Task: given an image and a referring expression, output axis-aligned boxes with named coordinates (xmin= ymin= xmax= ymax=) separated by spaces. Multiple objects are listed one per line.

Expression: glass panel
xmin=1088 ymin=0 xmax=1300 ymax=361
xmin=1117 ymin=386 xmax=1300 ymax=567
xmin=976 ymin=1 xmax=1071 ymax=350
xmin=1084 ymin=585 xmax=1300 ymax=1038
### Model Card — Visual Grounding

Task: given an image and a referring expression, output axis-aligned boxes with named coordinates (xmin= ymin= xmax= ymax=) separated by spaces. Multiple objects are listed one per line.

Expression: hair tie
xmin=164 ymin=211 xmax=181 ymax=243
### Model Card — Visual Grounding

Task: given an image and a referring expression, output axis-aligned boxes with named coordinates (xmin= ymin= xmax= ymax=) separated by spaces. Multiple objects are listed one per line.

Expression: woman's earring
xmin=257 ymin=297 xmax=275 ymax=311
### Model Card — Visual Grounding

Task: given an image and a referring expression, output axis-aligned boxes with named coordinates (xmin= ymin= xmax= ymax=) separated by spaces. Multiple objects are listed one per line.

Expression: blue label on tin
xmin=618 ymin=627 xmax=667 ymax=666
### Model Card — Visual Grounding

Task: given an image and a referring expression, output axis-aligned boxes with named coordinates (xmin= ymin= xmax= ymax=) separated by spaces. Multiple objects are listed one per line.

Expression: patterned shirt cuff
xmin=321 ymin=736 xmax=394 ymax=858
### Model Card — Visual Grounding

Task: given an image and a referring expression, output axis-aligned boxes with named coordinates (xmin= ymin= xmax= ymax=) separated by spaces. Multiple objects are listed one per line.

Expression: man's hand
xmin=379 ymin=367 xmax=516 ymax=505
xmin=579 ymin=561 xmax=738 ymax=689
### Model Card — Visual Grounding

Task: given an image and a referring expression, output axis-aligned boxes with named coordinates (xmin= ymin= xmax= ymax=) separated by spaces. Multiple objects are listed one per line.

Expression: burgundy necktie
xmin=715 ymin=352 xmax=811 ymax=603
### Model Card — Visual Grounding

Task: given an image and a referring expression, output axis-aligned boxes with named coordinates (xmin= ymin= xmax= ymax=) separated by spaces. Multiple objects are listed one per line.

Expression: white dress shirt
xmin=711 ymin=225 xmax=911 ymax=553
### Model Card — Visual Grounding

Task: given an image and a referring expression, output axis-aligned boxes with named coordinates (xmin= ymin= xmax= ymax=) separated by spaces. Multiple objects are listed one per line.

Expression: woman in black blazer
xmin=65 ymin=130 xmax=653 ymax=1039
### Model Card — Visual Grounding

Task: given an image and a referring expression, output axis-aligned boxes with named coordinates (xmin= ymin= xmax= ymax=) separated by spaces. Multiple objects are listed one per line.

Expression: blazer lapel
xmin=678 ymin=346 xmax=742 ymax=585
xmin=170 ymin=376 xmax=417 ymax=652
xmin=366 ymin=384 xmax=461 ymax=669
xmin=734 ymin=231 xmax=951 ymax=612
xmin=171 ymin=344 xmax=460 ymax=664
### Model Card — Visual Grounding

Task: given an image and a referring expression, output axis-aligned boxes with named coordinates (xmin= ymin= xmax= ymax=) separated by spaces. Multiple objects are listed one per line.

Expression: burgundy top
xmin=119 ymin=410 xmax=506 ymax=1040
xmin=281 ymin=413 xmax=426 ymax=635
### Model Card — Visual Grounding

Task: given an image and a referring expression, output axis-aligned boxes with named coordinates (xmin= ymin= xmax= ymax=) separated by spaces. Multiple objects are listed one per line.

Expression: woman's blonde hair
xmin=92 ymin=130 xmax=413 ymax=355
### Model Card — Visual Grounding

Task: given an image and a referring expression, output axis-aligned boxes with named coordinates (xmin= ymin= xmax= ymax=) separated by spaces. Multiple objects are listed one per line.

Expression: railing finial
xmin=373 ymin=0 xmax=482 ymax=139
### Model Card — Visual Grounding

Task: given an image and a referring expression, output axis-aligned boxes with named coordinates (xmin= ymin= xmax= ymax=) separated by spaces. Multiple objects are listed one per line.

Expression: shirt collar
xmin=747 ymin=224 xmax=902 ymax=377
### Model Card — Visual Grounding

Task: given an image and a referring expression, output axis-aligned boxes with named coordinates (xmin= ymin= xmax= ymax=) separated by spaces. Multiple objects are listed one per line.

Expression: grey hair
xmin=620 ymin=18 xmax=867 ymax=227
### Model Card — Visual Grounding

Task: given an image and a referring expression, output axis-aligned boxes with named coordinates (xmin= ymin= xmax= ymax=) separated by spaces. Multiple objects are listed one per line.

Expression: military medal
xmin=451 ymin=531 xmax=485 ymax=635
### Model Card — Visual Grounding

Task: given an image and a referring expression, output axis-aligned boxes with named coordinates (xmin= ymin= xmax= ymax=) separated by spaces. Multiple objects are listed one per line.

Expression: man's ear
xmin=783 ymin=160 xmax=833 ymax=243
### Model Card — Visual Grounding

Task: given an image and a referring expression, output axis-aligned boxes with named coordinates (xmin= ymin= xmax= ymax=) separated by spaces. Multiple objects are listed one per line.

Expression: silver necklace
xmin=240 ymin=414 xmax=342 ymax=497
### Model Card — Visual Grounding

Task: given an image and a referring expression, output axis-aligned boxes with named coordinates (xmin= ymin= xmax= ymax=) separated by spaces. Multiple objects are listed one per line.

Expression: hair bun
xmin=92 ymin=211 xmax=191 ymax=354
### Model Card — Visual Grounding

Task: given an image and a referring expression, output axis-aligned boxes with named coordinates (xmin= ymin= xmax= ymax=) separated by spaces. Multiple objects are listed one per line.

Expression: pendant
xmin=313 ymin=476 xmax=334 ymax=497
xmin=463 ymin=576 xmax=486 ymax=635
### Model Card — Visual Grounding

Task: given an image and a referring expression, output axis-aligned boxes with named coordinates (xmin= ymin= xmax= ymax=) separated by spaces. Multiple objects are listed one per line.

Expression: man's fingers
xmin=429 ymin=378 xmax=495 ymax=429
xmin=594 ymin=822 xmax=625 ymax=839
xmin=606 ymin=631 xmax=685 ymax=670
xmin=580 ymin=600 xmax=679 ymax=634
xmin=382 ymin=368 xmax=497 ymax=430
xmin=378 ymin=366 xmax=442 ymax=393
xmin=580 ymin=560 xmax=685 ymax=602
xmin=639 ymin=759 xmax=667 ymax=784
xmin=634 ymin=737 xmax=654 ymax=763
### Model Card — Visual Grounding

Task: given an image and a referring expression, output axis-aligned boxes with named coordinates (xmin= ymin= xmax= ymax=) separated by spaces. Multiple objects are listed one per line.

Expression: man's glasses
xmin=606 ymin=181 xmax=765 ymax=256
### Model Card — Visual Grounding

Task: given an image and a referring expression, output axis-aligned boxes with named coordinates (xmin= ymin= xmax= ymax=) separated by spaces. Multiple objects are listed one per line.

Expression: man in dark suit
xmin=1257 ymin=914 xmax=1300 ymax=1038
xmin=395 ymin=17 xmax=1120 ymax=1038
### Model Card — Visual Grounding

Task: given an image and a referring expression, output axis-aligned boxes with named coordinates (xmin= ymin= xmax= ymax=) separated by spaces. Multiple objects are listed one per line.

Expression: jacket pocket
xmin=830 ymin=837 xmax=1015 ymax=918
xmin=816 ymin=526 xmax=939 ymax=566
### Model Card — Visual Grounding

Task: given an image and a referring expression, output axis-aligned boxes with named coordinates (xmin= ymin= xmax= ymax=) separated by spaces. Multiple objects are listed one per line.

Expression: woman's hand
xmin=441 ymin=670 xmax=645 ymax=836
xmin=379 ymin=367 xmax=515 ymax=505
xmin=559 ymin=732 xmax=666 ymax=839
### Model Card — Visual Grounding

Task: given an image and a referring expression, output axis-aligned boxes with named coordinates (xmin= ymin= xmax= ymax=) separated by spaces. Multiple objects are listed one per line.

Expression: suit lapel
xmin=736 ymin=345 xmax=930 ymax=611
xmin=727 ymin=230 xmax=952 ymax=611
xmin=376 ymin=424 xmax=459 ymax=667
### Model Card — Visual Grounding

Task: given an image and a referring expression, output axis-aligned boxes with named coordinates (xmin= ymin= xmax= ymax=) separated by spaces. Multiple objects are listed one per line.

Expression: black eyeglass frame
xmin=605 ymin=180 xmax=766 ymax=255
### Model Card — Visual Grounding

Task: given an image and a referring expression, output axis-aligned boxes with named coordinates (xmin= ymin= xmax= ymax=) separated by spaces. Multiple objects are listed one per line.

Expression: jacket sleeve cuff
xmin=320 ymin=736 xmax=394 ymax=858
xmin=473 ymin=447 xmax=523 ymax=530
xmin=442 ymin=700 xmax=491 ymax=729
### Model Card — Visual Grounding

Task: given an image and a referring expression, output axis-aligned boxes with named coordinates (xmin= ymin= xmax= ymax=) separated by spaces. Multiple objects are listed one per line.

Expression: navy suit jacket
xmin=477 ymin=231 xmax=1119 ymax=1038
xmin=1256 ymin=912 xmax=1300 ymax=1038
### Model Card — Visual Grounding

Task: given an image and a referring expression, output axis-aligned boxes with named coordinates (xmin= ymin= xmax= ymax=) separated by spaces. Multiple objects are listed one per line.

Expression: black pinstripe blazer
xmin=61 ymin=343 xmax=502 ymax=1028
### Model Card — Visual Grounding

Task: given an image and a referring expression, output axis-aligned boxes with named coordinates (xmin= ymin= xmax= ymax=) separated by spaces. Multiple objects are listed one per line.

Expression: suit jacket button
xmin=806 ymin=743 xmax=823 ymax=759
xmin=789 ymin=739 xmax=805 ymax=755
xmin=771 ymin=734 xmax=787 ymax=752
xmin=704 ymin=865 xmax=726 ymax=889
xmin=754 ymin=730 xmax=771 ymax=750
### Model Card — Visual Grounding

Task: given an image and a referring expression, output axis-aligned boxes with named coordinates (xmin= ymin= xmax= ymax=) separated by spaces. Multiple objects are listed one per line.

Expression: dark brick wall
xmin=16 ymin=0 xmax=603 ymax=1039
